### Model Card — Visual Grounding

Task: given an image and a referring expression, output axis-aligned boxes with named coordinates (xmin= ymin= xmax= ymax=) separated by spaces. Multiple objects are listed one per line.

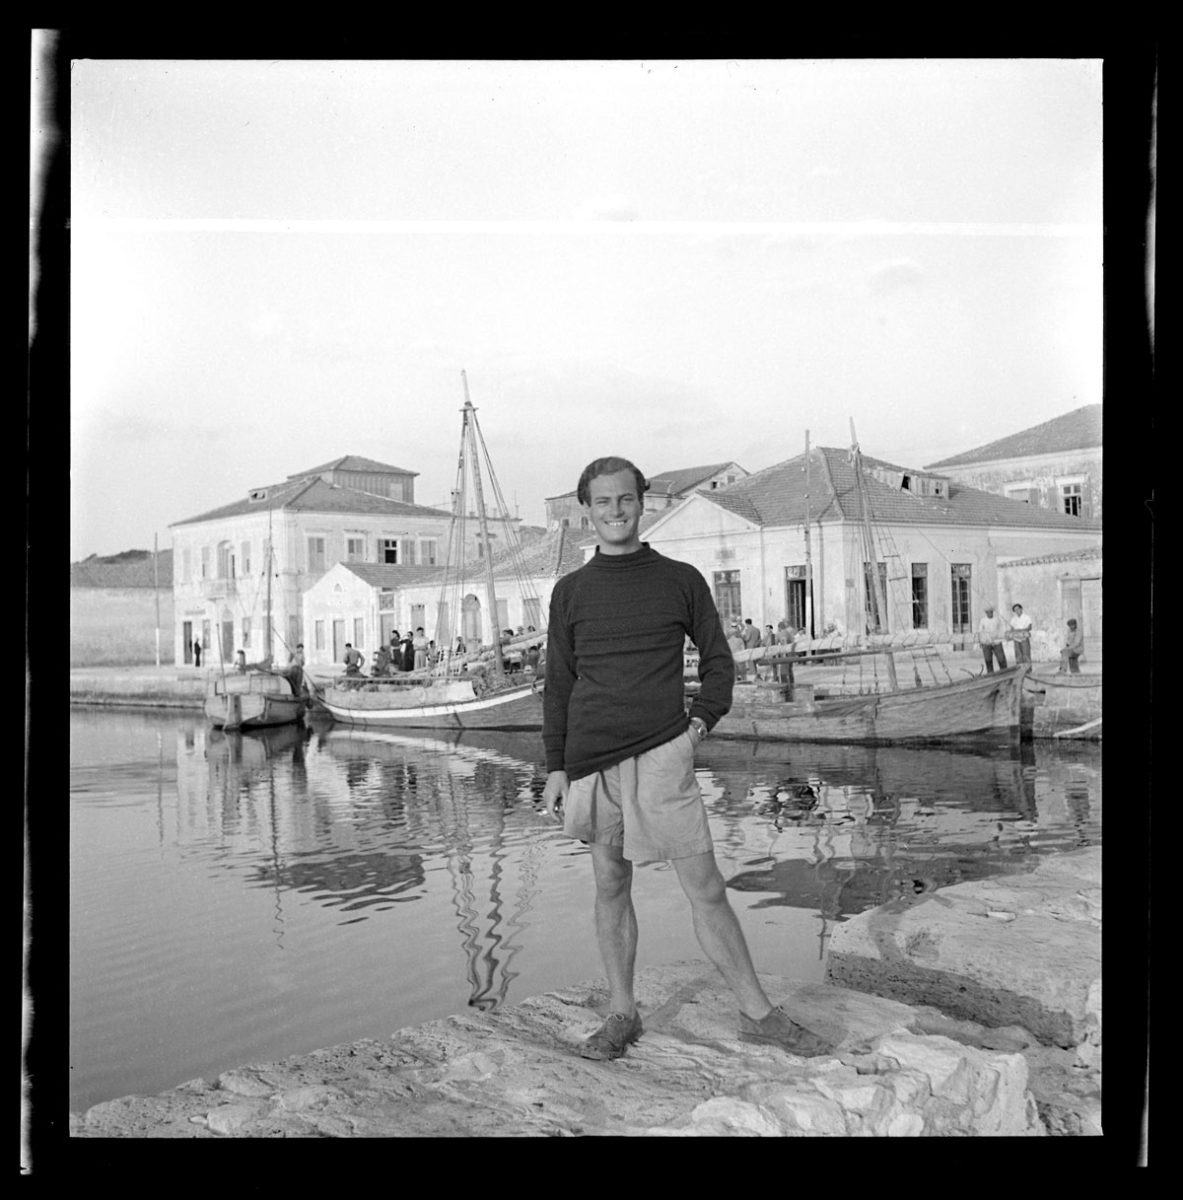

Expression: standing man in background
xmin=542 ymin=455 xmax=832 ymax=1063
xmin=1059 ymin=618 xmax=1084 ymax=674
xmin=1008 ymin=603 xmax=1033 ymax=665
xmin=978 ymin=605 xmax=1009 ymax=673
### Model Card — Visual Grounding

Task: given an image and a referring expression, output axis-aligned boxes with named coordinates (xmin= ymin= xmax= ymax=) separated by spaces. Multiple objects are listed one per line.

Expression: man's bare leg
xmin=672 ymin=851 xmax=773 ymax=1019
xmin=589 ymin=842 xmax=638 ymax=1016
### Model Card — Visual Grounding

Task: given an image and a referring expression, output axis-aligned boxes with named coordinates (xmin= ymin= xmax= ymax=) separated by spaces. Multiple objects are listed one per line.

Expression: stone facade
xmin=170 ymin=473 xmax=515 ymax=668
xmin=998 ymin=547 xmax=1102 ymax=663
xmin=924 ymin=404 xmax=1102 ymax=521
xmin=643 ymin=491 xmax=1101 ymax=642
xmin=932 ymin=447 xmax=1102 ymax=521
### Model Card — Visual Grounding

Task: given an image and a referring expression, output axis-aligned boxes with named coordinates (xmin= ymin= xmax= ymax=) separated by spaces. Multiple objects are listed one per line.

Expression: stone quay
xmin=70 ymin=848 xmax=1100 ymax=1138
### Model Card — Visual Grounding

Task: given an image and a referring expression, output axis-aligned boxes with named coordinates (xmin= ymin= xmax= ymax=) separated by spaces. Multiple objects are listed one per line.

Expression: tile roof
xmin=171 ymin=477 xmax=452 ymax=527
xmin=489 ymin=526 xmax=591 ymax=578
xmin=336 ymin=563 xmax=444 ymax=587
xmin=697 ymin=447 xmax=1102 ymax=533
xmin=647 ymin=462 xmax=741 ymax=497
xmin=288 ymin=455 xmax=417 ymax=477
xmin=362 ymin=526 xmax=589 ymax=593
xmin=997 ymin=545 xmax=1103 ymax=568
xmin=545 ymin=462 xmax=744 ymax=503
xmin=923 ymin=404 xmax=1102 ymax=469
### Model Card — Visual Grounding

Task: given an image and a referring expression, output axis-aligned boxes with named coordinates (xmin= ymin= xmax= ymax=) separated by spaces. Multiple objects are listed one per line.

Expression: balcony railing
xmin=199 ymin=577 xmax=237 ymax=597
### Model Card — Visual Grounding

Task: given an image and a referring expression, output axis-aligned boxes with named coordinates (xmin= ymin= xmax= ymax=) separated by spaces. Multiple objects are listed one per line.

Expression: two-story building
xmin=544 ymin=461 xmax=748 ymax=532
xmin=640 ymin=446 xmax=1101 ymax=647
xmin=170 ymin=455 xmax=520 ymax=667
xmin=302 ymin=525 xmax=587 ymax=666
xmin=923 ymin=404 xmax=1102 ymax=520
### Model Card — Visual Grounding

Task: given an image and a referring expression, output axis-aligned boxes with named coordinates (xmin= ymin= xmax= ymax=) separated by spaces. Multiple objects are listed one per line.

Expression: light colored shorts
xmin=563 ymin=730 xmax=713 ymax=864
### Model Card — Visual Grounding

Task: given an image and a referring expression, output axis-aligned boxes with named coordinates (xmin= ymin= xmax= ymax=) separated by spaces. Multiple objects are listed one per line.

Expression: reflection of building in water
xmin=308 ymin=728 xmax=544 ymax=1011
xmin=701 ymin=739 xmax=1092 ymax=960
xmin=173 ymin=722 xmax=549 ymax=1010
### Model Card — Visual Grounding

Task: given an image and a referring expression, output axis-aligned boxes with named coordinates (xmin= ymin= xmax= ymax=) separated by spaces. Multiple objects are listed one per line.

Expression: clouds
xmin=66 ymin=59 xmax=1104 ymax=558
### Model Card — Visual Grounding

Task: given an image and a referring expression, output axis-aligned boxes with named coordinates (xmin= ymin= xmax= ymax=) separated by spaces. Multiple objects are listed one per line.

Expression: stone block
xmin=205 ymin=1103 xmax=263 ymax=1135
xmin=825 ymin=851 xmax=1100 ymax=1047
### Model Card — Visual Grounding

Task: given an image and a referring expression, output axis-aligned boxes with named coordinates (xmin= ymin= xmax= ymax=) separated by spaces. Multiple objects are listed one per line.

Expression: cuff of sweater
xmin=687 ymin=708 xmax=717 ymax=733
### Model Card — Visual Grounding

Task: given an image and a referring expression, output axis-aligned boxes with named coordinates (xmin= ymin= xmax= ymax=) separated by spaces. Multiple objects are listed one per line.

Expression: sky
xmin=65 ymin=57 xmax=1104 ymax=560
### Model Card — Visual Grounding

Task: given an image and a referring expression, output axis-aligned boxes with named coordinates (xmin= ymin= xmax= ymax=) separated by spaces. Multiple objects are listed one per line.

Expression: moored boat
xmin=320 ymin=673 xmax=543 ymax=730
xmin=1023 ymin=668 xmax=1102 ymax=740
xmin=204 ymin=503 xmax=305 ymax=731
xmin=205 ymin=668 xmax=305 ymax=730
xmin=710 ymin=664 xmax=1029 ymax=745
xmin=322 ymin=373 xmax=546 ymax=731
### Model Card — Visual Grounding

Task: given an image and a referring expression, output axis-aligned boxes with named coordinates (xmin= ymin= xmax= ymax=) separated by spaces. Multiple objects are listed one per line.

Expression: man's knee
xmin=591 ymin=849 xmax=633 ymax=901
xmin=675 ymin=854 xmax=727 ymax=906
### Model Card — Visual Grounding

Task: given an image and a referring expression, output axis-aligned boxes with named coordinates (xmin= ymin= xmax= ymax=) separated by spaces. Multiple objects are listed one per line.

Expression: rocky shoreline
xmin=69 ymin=848 xmax=1100 ymax=1138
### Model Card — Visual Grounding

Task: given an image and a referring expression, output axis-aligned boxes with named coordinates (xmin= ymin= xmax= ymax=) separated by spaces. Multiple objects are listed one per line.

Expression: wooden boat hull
xmin=1023 ymin=671 xmax=1101 ymax=740
xmin=205 ymin=672 xmax=304 ymax=731
xmin=321 ymin=679 xmax=544 ymax=730
xmin=712 ymin=665 xmax=1028 ymax=745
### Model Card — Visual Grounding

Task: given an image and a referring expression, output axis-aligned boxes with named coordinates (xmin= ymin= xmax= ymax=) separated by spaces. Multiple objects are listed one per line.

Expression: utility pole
xmin=804 ymin=431 xmax=814 ymax=638
xmin=154 ymin=532 xmax=161 ymax=668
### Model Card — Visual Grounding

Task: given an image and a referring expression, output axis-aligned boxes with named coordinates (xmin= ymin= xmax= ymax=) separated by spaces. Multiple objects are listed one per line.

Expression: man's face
xmin=584 ymin=470 xmax=643 ymax=554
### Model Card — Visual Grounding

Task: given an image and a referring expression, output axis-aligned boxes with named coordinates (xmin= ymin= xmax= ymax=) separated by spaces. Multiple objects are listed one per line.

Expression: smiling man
xmin=542 ymin=456 xmax=833 ymax=1062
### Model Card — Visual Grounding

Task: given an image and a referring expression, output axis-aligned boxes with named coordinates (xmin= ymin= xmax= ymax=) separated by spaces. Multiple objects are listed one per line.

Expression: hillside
xmin=71 ymin=549 xmax=174 ymax=588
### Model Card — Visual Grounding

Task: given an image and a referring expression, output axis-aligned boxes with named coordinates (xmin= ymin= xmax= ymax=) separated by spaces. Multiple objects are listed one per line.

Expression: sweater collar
xmin=589 ymin=542 xmax=655 ymax=568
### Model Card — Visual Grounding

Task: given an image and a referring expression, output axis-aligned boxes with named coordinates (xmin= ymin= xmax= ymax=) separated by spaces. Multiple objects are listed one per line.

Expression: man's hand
xmin=541 ymin=770 xmax=569 ymax=822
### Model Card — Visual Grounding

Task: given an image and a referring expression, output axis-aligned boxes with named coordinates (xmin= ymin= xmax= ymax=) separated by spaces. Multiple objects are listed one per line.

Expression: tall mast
xmin=460 ymin=371 xmax=504 ymax=675
xmin=849 ymin=418 xmax=897 ymax=691
xmin=803 ymin=432 xmax=813 ymax=638
xmin=265 ymin=503 xmax=273 ymax=663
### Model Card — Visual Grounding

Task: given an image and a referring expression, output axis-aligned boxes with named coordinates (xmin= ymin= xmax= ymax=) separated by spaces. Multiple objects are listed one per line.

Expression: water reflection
xmin=700 ymin=738 xmax=1098 ymax=962
xmin=188 ymin=721 xmax=549 ymax=1012
xmin=71 ymin=706 xmax=1099 ymax=1113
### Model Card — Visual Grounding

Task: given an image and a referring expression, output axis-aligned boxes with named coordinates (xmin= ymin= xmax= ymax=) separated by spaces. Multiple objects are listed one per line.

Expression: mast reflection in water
xmin=69 ymin=707 xmax=1099 ymax=1113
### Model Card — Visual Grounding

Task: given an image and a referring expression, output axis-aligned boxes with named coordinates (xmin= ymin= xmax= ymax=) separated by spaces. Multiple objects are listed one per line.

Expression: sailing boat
xmin=205 ymin=511 xmax=305 ymax=731
xmin=320 ymin=374 xmax=545 ymax=731
xmin=704 ymin=423 xmax=1029 ymax=745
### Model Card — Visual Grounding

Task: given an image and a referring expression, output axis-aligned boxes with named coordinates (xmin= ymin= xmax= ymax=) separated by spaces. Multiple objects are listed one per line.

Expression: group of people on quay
xmin=339 ymin=628 xmax=431 ymax=677
xmin=717 ymin=601 xmax=1086 ymax=680
xmin=977 ymin=603 xmax=1085 ymax=674
xmin=722 ymin=616 xmax=806 ymax=683
xmin=334 ymin=626 xmax=547 ymax=679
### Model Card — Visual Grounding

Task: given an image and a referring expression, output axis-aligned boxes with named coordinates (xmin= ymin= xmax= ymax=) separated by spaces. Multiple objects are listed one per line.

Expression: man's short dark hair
xmin=576 ymin=457 xmax=649 ymax=506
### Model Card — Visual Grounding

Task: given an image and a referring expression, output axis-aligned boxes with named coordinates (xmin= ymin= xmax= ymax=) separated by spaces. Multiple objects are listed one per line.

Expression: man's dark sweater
xmin=543 ymin=544 xmax=734 ymax=780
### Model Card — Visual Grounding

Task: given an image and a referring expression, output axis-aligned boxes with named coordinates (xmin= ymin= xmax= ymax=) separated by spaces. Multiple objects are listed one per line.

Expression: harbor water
xmin=68 ymin=705 xmax=1101 ymax=1114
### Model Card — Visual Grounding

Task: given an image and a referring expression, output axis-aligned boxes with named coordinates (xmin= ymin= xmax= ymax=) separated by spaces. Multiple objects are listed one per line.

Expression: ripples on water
xmin=68 ymin=707 xmax=1100 ymax=1112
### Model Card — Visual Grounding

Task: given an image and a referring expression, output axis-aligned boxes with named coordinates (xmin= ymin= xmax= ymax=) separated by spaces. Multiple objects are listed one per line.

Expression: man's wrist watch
xmin=689 ymin=717 xmax=708 ymax=741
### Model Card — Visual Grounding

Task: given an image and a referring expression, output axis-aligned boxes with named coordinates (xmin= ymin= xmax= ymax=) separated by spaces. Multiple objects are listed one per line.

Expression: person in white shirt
xmin=978 ymin=605 xmax=1009 ymax=673
xmin=1008 ymin=603 xmax=1033 ymax=665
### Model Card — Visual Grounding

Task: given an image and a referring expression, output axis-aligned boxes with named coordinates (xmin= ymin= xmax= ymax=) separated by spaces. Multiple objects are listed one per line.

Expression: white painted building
xmin=302 ymin=527 xmax=589 ymax=665
xmin=170 ymin=456 xmax=520 ymax=667
xmin=640 ymin=447 xmax=1102 ymax=642
xmin=924 ymin=404 xmax=1102 ymax=520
